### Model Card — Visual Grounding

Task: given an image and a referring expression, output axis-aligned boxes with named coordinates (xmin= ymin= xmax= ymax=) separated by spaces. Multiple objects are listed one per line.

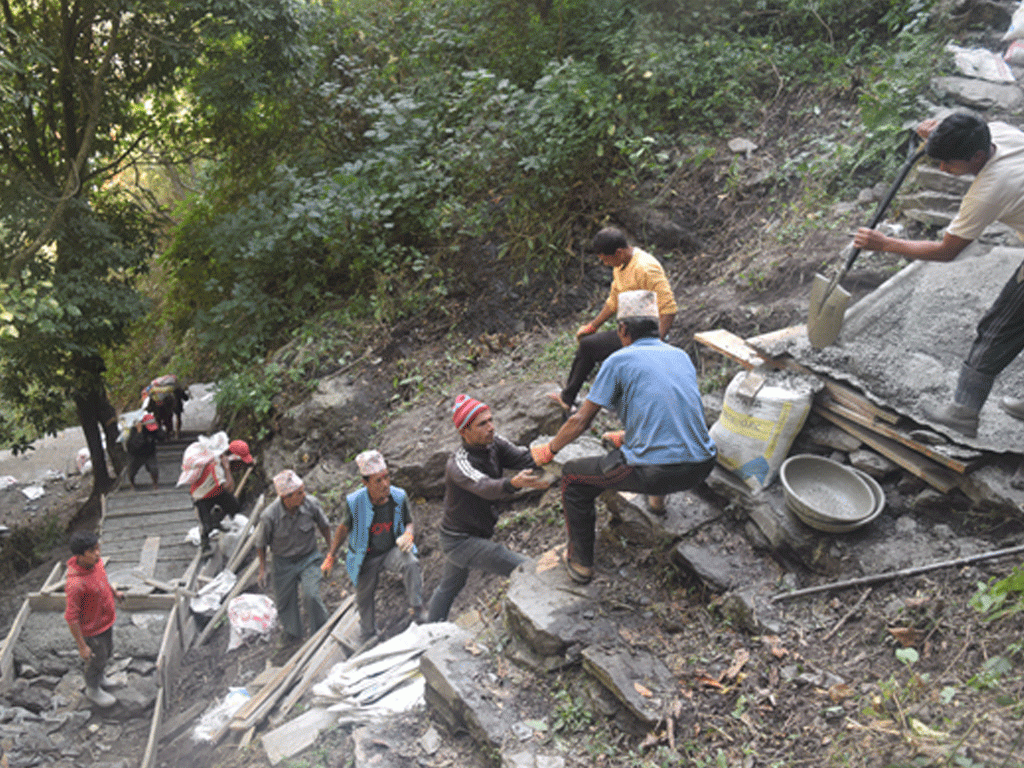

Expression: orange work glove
xmin=601 ymin=430 xmax=625 ymax=449
xmin=530 ymin=443 xmax=555 ymax=465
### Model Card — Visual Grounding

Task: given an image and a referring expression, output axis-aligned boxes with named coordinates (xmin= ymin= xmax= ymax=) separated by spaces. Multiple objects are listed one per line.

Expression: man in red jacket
xmin=64 ymin=531 xmax=124 ymax=708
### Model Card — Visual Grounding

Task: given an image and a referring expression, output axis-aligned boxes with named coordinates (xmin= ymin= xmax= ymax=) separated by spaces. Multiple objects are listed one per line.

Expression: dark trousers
xmin=560 ymin=330 xmax=622 ymax=407
xmin=195 ymin=490 xmax=241 ymax=541
xmin=561 ymin=449 xmax=716 ymax=568
xmin=127 ymin=452 xmax=158 ymax=486
xmin=964 ymin=258 xmax=1024 ymax=379
xmin=84 ymin=626 xmax=113 ymax=688
xmin=427 ymin=530 xmax=526 ymax=622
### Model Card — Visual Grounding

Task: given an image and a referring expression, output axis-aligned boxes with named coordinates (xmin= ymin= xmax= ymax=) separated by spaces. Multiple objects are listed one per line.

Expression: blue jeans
xmin=426 ymin=530 xmax=526 ymax=622
xmin=272 ymin=550 xmax=328 ymax=640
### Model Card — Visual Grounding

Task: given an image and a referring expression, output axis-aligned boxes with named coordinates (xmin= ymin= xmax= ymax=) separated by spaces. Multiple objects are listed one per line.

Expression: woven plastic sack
xmin=709 ymin=369 xmax=815 ymax=494
xmin=227 ymin=593 xmax=277 ymax=650
xmin=177 ymin=431 xmax=229 ymax=486
xmin=1003 ymin=2 xmax=1024 ymax=41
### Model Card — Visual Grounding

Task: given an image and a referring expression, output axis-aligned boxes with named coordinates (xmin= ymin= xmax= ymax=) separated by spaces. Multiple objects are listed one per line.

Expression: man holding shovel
xmin=854 ymin=112 xmax=1024 ymax=438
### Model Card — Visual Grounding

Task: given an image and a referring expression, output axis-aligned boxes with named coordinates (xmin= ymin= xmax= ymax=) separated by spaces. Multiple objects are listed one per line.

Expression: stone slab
xmin=580 ymin=645 xmax=675 ymax=726
xmin=420 ymin=628 xmax=519 ymax=750
xmin=604 ymin=488 xmax=722 ymax=545
xmin=503 ymin=549 xmax=620 ymax=658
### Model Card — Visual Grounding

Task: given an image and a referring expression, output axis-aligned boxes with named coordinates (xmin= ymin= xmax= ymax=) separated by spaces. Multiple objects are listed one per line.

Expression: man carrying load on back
xmin=854 ymin=112 xmax=1024 ymax=438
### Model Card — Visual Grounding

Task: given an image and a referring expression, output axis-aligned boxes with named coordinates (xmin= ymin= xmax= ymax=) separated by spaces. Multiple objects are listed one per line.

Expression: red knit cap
xmin=452 ymin=394 xmax=488 ymax=430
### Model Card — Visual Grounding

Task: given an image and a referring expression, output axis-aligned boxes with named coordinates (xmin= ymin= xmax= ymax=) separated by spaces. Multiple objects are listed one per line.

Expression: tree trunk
xmin=74 ymin=381 xmax=126 ymax=497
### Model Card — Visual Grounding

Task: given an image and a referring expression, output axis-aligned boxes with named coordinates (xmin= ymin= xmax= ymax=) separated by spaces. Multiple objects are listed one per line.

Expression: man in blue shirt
xmin=531 ymin=290 xmax=717 ymax=585
xmin=322 ymin=450 xmax=425 ymax=641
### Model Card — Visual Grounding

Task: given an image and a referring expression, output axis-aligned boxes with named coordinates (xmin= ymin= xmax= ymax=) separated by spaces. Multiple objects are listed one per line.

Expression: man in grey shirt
xmin=256 ymin=469 xmax=333 ymax=643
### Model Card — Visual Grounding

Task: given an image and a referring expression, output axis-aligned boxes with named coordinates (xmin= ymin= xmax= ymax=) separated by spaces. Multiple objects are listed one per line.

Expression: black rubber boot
xmin=923 ymin=364 xmax=994 ymax=438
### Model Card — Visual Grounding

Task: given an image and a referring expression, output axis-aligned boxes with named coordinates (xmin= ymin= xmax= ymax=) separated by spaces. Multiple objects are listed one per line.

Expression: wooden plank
xmin=693 ymin=329 xmax=771 ymax=370
xmin=27 ymin=592 xmax=176 ymax=611
xmin=230 ymin=601 xmax=348 ymax=732
xmin=140 ymin=681 xmax=164 ymax=768
xmin=746 ymin=324 xmax=807 ymax=348
xmin=0 ymin=600 xmax=30 ymax=691
xmin=227 ymin=494 xmax=266 ymax=573
xmin=817 ymin=398 xmax=977 ymax=474
xmin=271 ymin=596 xmax=356 ymax=725
xmin=820 ymin=380 xmax=900 ymax=425
xmin=143 ymin=577 xmax=196 ymax=598
xmin=813 ymin=407 xmax=960 ymax=493
xmin=138 ymin=536 xmax=161 ymax=575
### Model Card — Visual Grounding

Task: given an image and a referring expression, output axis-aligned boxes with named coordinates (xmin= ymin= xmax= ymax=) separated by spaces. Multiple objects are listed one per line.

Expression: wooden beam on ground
xmin=271 ymin=596 xmax=355 ymax=726
xmin=816 ymin=396 xmax=979 ymax=474
xmin=813 ymin=406 xmax=961 ymax=493
xmin=143 ymin=577 xmax=196 ymax=598
xmin=27 ymin=592 xmax=177 ymax=612
xmin=140 ymin=681 xmax=165 ymax=768
xmin=694 ymin=329 xmax=774 ymax=370
xmin=0 ymin=600 xmax=30 ymax=692
xmin=818 ymin=380 xmax=900 ymax=425
xmin=746 ymin=324 xmax=807 ymax=349
xmin=227 ymin=494 xmax=267 ymax=574
xmin=229 ymin=601 xmax=349 ymax=733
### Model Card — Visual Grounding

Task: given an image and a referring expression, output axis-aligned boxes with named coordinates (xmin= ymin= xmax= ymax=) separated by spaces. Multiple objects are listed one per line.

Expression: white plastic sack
xmin=192 ymin=687 xmax=250 ymax=742
xmin=946 ymin=44 xmax=1016 ymax=83
xmin=177 ymin=431 xmax=229 ymax=486
xmin=226 ymin=593 xmax=277 ymax=650
xmin=709 ymin=369 xmax=815 ymax=494
xmin=1004 ymin=2 xmax=1024 ymax=41
xmin=189 ymin=569 xmax=237 ymax=617
xmin=0 ymin=476 xmax=16 ymax=491
xmin=75 ymin=447 xmax=92 ymax=475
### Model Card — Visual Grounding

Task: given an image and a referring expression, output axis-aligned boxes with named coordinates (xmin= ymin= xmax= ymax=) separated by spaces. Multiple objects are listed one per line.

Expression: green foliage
xmin=969 ymin=564 xmax=1024 ymax=621
xmin=214 ymin=363 xmax=293 ymax=440
xmin=552 ymin=687 xmax=594 ymax=732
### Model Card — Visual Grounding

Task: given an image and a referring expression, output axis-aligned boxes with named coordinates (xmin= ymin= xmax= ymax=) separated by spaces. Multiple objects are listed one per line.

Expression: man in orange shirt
xmin=549 ymin=227 xmax=677 ymax=414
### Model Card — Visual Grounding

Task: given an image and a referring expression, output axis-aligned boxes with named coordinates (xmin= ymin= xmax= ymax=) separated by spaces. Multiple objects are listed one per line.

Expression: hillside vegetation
xmin=91 ymin=0 xmax=949 ymax=427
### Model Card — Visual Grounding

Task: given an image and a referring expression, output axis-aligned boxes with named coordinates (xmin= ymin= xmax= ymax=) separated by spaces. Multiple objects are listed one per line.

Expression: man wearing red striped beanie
xmin=426 ymin=394 xmax=551 ymax=621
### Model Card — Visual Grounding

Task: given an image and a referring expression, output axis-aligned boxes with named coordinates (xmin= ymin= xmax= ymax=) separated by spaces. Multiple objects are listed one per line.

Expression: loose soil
xmin=2 ymin=91 xmax=1023 ymax=768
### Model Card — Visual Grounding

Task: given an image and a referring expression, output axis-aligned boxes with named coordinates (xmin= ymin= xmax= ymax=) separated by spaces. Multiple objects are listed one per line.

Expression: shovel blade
xmin=807 ymin=273 xmax=851 ymax=349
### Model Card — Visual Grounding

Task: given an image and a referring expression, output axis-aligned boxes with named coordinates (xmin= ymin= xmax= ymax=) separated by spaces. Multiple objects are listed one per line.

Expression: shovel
xmin=807 ymin=134 xmax=926 ymax=349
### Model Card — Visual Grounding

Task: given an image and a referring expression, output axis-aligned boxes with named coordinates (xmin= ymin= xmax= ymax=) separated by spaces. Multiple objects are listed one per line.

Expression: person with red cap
xmin=426 ymin=394 xmax=551 ymax=622
xmin=190 ymin=438 xmax=254 ymax=554
xmin=125 ymin=413 xmax=165 ymax=491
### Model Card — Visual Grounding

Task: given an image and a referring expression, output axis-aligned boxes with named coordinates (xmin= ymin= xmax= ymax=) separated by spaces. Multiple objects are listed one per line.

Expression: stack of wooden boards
xmin=694 ymin=326 xmax=983 ymax=494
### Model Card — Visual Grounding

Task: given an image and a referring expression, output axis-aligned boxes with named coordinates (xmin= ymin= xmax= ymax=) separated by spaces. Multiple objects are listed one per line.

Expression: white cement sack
xmin=189 ymin=568 xmax=237 ymax=616
xmin=227 ymin=593 xmax=276 ymax=650
xmin=192 ymin=687 xmax=250 ymax=742
xmin=1003 ymin=2 xmax=1024 ymax=41
xmin=177 ymin=430 xmax=229 ymax=486
xmin=709 ymin=370 xmax=814 ymax=493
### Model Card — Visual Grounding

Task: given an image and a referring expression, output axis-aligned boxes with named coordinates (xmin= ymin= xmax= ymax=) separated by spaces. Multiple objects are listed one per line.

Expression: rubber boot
xmin=923 ymin=364 xmax=994 ymax=438
xmin=85 ymin=685 xmax=116 ymax=708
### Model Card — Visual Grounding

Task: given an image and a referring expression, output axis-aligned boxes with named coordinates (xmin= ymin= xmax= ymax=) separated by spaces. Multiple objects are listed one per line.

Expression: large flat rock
xmin=604 ymin=487 xmax=723 ymax=547
xmin=580 ymin=645 xmax=676 ymax=727
xmin=503 ymin=550 xmax=620 ymax=658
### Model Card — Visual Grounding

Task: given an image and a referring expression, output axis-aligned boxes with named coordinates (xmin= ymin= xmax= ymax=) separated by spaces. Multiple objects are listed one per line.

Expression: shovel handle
xmin=841 ymin=137 xmax=927 ymax=278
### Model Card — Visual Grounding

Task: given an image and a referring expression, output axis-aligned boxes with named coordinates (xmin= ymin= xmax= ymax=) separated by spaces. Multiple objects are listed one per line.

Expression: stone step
xmin=910 ymin=165 xmax=972 ymax=197
xmin=898 ymin=190 xmax=962 ymax=214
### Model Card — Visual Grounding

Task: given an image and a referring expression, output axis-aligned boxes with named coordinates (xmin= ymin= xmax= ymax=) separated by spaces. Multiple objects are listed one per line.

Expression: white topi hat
xmin=617 ymin=290 xmax=658 ymax=320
